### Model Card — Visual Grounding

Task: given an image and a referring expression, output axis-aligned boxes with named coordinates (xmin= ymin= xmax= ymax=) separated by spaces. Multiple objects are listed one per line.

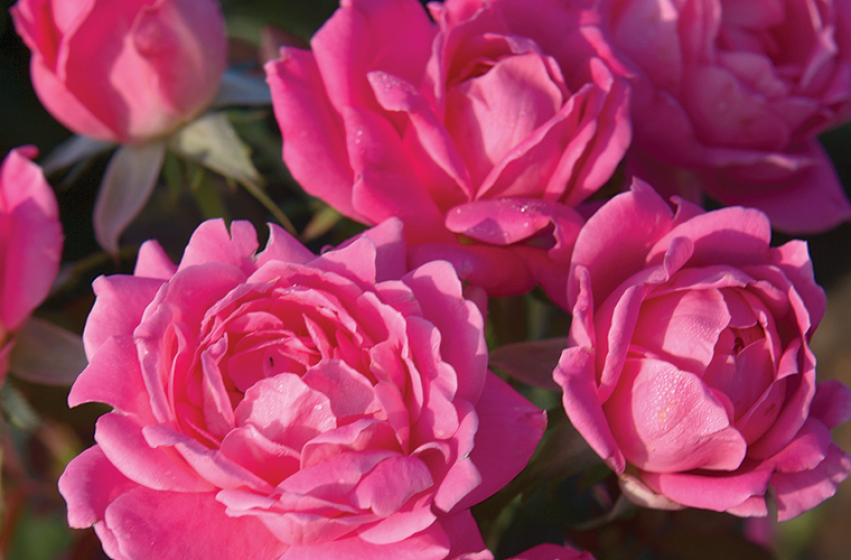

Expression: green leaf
xmin=169 ymin=112 xmax=297 ymax=235
xmin=9 ymin=317 xmax=87 ymax=386
xmin=168 ymin=111 xmax=262 ymax=187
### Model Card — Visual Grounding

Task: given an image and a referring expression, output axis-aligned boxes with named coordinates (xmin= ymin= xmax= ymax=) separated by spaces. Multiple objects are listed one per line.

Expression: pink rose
xmin=555 ymin=180 xmax=851 ymax=520
xmin=604 ymin=0 xmax=851 ymax=233
xmin=10 ymin=0 xmax=227 ymax=144
xmin=266 ymin=0 xmax=630 ymax=302
xmin=0 ymin=147 xmax=63 ymax=380
xmin=59 ymin=218 xmax=545 ymax=560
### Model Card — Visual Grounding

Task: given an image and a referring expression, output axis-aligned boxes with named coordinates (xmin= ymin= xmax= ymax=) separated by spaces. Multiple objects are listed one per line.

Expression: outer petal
xmin=266 ymin=48 xmax=359 ymax=220
xmin=710 ymin=141 xmax=851 ymax=234
xmin=403 ymin=260 xmax=488 ymax=402
xmin=772 ymin=444 xmax=851 ymax=521
xmin=639 ymin=466 xmax=774 ymax=514
xmin=58 ymin=445 xmax=138 ymax=529
xmin=310 ymin=0 xmax=435 ymax=113
xmin=452 ymin=372 xmax=546 ymax=510
xmin=569 ymin=180 xmax=675 ymax=302
xmin=0 ymin=147 xmax=62 ymax=331
xmin=103 ymin=488 xmax=286 ymax=560
xmin=82 ymin=275 xmax=164 ymax=360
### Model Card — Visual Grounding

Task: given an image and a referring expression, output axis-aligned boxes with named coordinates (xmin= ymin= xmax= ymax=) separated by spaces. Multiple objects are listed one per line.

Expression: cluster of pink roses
xmin=6 ymin=0 xmax=851 ymax=558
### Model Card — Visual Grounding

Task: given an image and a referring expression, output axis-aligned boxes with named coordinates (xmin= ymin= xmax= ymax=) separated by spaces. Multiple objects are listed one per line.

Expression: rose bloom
xmin=604 ymin=0 xmax=851 ymax=233
xmin=0 ymin=147 xmax=62 ymax=380
xmin=555 ymin=180 xmax=851 ymax=520
xmin=266 ymin=0 xmax=630 ymax=302
xmin=59 ymin=218 xmax=546 ymax=560
xmin=10 ymin=0 xmax=227 ymax=144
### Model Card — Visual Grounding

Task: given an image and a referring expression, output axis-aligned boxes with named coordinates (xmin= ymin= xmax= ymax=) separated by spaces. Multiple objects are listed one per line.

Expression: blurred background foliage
xmin=1 ymin=1 xmax=851 ymax=559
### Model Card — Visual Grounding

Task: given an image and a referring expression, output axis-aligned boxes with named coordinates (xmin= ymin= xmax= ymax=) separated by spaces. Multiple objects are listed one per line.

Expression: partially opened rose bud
xmin=0 ymin=147 xmax=63 ymax=381
xmin=556 ymin=179 xmax=851 ymax=521
xmin=10 ymin=0 xmax=227 ymax=144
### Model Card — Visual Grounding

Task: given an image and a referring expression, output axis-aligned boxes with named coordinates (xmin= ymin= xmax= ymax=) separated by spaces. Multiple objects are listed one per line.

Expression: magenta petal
xmin=351 ymin=455 xmax=434 ymax=517
xmin=408 ymin=241 xmax=537 ymax=297
xmin=571 ymin=180 xmax=676 ymax=300
xmin=58 ymin=445 xmax=137 ymax=529
xmin=178 ymin=219 xmax=260 ymax=275
xmin=94 ymin=413 xmax=214 ymax=492
xmin=605 ymin=358 xmax=747 ymax=473
xmin=134 ymin=240 xmax=177 ymax=280
xmin=0 ymin=148 xmax=62 ymax=331
xmin=265 ymin=48 xmax=358 ymax=220
xmin=768 ymin=419 xmax=832 ymax=474
xmin=453 ymin=372 xmax=546 ymax=510
xmin=280 ymin=522 xmax=450 ymax=560
xmin=770 ymin=239 xmax=825 ymax=330
xmin=82 ymin=274 xmax=163 ymax=359
xmin=256 ymin=223 xmax=316 ymax=267
xmin=403 ymin=260 xmax=487 ymax=402
xmin=810 ymin=379 xmax=851 ymax=430
xmin=437 ymin=509 xmax=490 ymax=560
xmin=310 ymin=0 xmax=434 ymax=113
xmin=312 ymin=235 xmax=378 ymax=288
xmin=647 ymin=206 xmax=772 ymax=269
xmin=709 ymin=141 xmax=851 ymax=234
xmin=341 ymin=218 xmax=407 ymax=282
xmin=368 ymin=70 xmax=473 ymax=207
xmin=640 ymin=466 xmax=773 ymax=513
xmin=345 ymin=107 xmax=450 ymax=243
xmin=69 ymin=335 xmax=155 ymax=423
xmin=772 ymin=444 xmax=851 ymax=521
xmin=631 ymin=288 xmax=729 ymax=375
xmin=556 ymin=345 xmax=626 ymax=473
xmin=445 ymin=198 xmax=567 ymax=245
xmin=103 ymin=488 xmax=286 ymax=560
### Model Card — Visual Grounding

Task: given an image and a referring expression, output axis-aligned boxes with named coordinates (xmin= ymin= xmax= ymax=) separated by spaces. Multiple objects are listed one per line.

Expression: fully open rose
xmin=0 ymin=147 xmax=62 ymax=381
xmin=10 ymin=0 xmax=227 ymax=143
xmin=555 ymin=181 xmax=851 ymax=520
xmin=59 ymin=219 xmax=545 ymax=560
xmin=266 ymin=0 xmax=630 ymax=303
xmin=604 ymin=0 xmax=851 ymax=233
